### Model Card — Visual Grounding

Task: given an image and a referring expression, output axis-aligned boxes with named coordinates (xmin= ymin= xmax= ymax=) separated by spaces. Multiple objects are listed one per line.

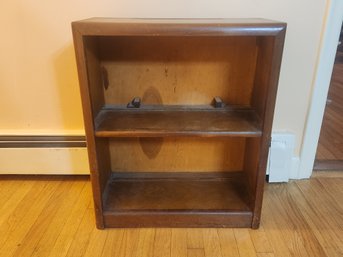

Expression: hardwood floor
xmin=0 ymin=174 xmax=342 ymax=257
xmin=316 ymin=47 xmax=343 ymax=163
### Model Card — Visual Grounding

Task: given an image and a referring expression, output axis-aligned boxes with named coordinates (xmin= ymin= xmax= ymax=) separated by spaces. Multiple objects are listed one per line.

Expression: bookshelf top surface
xmin=72 ymin=18 xmax=286 ymax=36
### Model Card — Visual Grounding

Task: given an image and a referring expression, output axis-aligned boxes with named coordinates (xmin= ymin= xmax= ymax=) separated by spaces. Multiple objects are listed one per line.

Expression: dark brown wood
xmin=251 ymin=28 xmax=286 ymax=229
xmin=73 ymin=24 xmax=111 ymax=229
xmin=103 ymin=211 xmax=253 ymax=228
xmin=72 ymin=18 xmax=286 ymax=37
xmin=243 ymin=137 xmax=261 ymax=211
xmin=105 ymin=172 xmax=250 ymax=211
xmin=313 ymin=160 xmax=343 ymax=171
xmin=102 ymin=172 xmax=252 ymax=227
xmin=72 ymin=18 xmax=286 ymax=229
xmin=95 ymin=107 xmax=262 ymax=137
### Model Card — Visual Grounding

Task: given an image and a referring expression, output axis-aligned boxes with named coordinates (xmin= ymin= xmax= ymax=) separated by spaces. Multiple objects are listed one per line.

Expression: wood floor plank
xmin=100 ymin=229 xmax=125 ymax=257
xmin=153 ymin=229 xmax=171 ymax=257
xmin=117 ymin=229 xmax=141 ymax=257
xmin=64 ymin=207 xmax=96 ymax=257
xmin=249 ymin=225 xmax=273 ymax=254
xmin=256 ymin=253 xmax=275 ymax=257
xmin=131 ymin=229 xmax=155 ymax=257
xmin=261 ymin=198 xmax=294 ymax=257
xmin=217 ymin=229 xmax=240 ymax=257
xmin=0 ymin=179 xmax=62 ymax=257
xmin=316 ymin=144 xmax=336 ymax=160
xmin=202 ymin=229 xmax=223 ymax=257
xmin=233 ymin=229 xmax=258 ymax=257
xmin=82 ymin=227 xmax=108 ymax=257
xmin=317 ymin=177 xmax=343 ymax=208
xmin=13 ymin=181 xmax=78 ymax=256
xmin=264 ymin=182 xmax=328 ymax=257
xmin=0 ymin=179 xmax=34 ymax=229
xmin=187 ymin=228 xmax=204 ymax=249
xmin=171 ymin=229 xmax=187 ymax=257
xmin=296 ymin=179 xmax=343 ymax=229
xmin=0 ymin=179 xmax=24 ymax=209
xmin=47 ymin=183 xmax=92 ymax=257
xmin=287 ymin=180 xmax=343 ymax=257
xmin=11 ymin=180 xmax=83 ymax=257
xmin=318 ymin=134 xmax=343 ymax=159
xmin=262 ymin=184 xmax=312 ymax=257
xmin=188 ymin=248 xmax=205 ymax=257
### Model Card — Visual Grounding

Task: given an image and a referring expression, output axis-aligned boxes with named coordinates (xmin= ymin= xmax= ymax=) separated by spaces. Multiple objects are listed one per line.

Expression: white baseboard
xmin=0 ymin=147 xmax=90 ymax=175
xmin=267 ymin=132 xmax=302 ymax=182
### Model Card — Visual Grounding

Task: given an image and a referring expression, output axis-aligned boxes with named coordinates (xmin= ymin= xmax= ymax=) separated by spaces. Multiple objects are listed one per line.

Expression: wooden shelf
xmin=95 ymin=107 xmax=262 ymax=137
xmin=72 ymin=18 xmax=286 ymax=228
xmin=103 ymin=172 xmax=252 ymax=227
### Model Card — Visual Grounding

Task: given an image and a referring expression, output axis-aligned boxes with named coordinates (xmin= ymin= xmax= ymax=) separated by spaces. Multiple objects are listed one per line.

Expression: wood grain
xmin=72 ymin=18 xmax=286 ymax=37
xmin=202 ymin=229 xmax=223 ymax=257
xmin=104 ymin=172 xmax=250 ymax=211
xmin=316 ymin=60 xmax=343 ymax=162
xmin=171 ymin=229 xmax=187 ymax=257
xmin=0 ymin=179 xmax=63 ymax=256
xmin=11 ymin=180 xmax=85 ymax=257
xmin=0 ymin=173 xmax=342 ymax=257
xmin=100 ymin=36 xmax=257 ymax=106
xmin=234 ymin=229 xmax=258 ymax=257
xmin=217 ymin=229 xmax=240 ymax=257
xmin=95 ymin=108 xmax=262 ymax=137
xmin=109 ymin=137 xmax=246 ymax=172
xmin=188 ymin=249 xmax=206 ymax=257
xmin=153 ymin=229 xmax=171 ymax=257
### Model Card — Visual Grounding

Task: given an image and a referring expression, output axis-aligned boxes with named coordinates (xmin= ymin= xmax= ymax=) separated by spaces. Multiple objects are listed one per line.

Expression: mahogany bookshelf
xmin=72 ymin=18 xmax=286 ymax=229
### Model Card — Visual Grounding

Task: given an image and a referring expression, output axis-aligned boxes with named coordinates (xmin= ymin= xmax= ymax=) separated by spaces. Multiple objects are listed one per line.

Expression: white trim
xmin=267 ymin=132 xmax=297 ymax=182
xmin=290 ymin=157 xmax=300 ymax=179
xmin=298 ymin=0 xmax=343 ymax=179
xmin=0 ymin=148 xmax=89 ymax=175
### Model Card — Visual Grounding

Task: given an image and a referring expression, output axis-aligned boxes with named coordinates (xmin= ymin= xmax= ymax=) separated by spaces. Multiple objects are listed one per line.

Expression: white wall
xmin=0 ymin=0 xmax=328 ymax=173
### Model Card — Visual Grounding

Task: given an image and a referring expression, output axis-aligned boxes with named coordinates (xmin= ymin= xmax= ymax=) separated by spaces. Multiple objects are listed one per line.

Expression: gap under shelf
xmin=102 ymin=171 xmax=253 ymax=227
xmin=94 ymin=106 xmax=262 ymax=137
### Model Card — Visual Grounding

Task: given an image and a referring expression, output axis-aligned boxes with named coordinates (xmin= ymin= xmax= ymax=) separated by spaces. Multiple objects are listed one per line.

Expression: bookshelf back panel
xmin=98 ymin=36 xmax=258 ymax=106
xmin=109 ymin=137 xmax=246 ymax=172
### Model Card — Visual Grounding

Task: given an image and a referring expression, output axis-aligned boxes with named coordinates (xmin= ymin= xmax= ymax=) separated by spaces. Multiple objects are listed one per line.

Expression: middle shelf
xmin=94 ymin=106 xmax=262 ymax=138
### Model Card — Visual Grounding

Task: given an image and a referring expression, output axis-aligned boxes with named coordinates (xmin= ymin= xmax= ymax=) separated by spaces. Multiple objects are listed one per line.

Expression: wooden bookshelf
xmin=72 ymin=18 xmax=286 ymax=229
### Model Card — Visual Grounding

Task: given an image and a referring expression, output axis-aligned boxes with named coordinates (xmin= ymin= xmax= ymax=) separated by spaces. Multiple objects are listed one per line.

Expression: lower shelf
xmin=102 ymin=172 xmax=253 ymax=227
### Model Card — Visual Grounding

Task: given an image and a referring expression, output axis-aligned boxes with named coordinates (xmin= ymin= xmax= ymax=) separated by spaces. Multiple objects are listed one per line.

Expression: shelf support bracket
xmin=213 ymin=96 xmax=225 ymax=108
xmin=127 ymin=97 xmax=141 ymax=108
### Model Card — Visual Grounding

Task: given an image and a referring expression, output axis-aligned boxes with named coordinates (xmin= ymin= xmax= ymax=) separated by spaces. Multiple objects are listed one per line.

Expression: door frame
xmin=298 ymin=0 xmax=343 ymax=178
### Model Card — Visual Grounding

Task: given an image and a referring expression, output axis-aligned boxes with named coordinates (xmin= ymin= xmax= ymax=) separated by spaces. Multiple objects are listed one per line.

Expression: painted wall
xmin=0 ymin=0 xmax=328 ymax=173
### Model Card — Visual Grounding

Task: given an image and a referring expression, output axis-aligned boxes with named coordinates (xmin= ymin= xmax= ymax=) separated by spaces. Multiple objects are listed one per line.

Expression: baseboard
xmin=313 ymin=160 xmax=343 ymax=171
xmin=0 ymin=136 xmax=89 ymax=175
xmin=0 ymin=135 xmax=86 ymax=148
xmin=267 ymin=133 xmax=301 ymax=182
